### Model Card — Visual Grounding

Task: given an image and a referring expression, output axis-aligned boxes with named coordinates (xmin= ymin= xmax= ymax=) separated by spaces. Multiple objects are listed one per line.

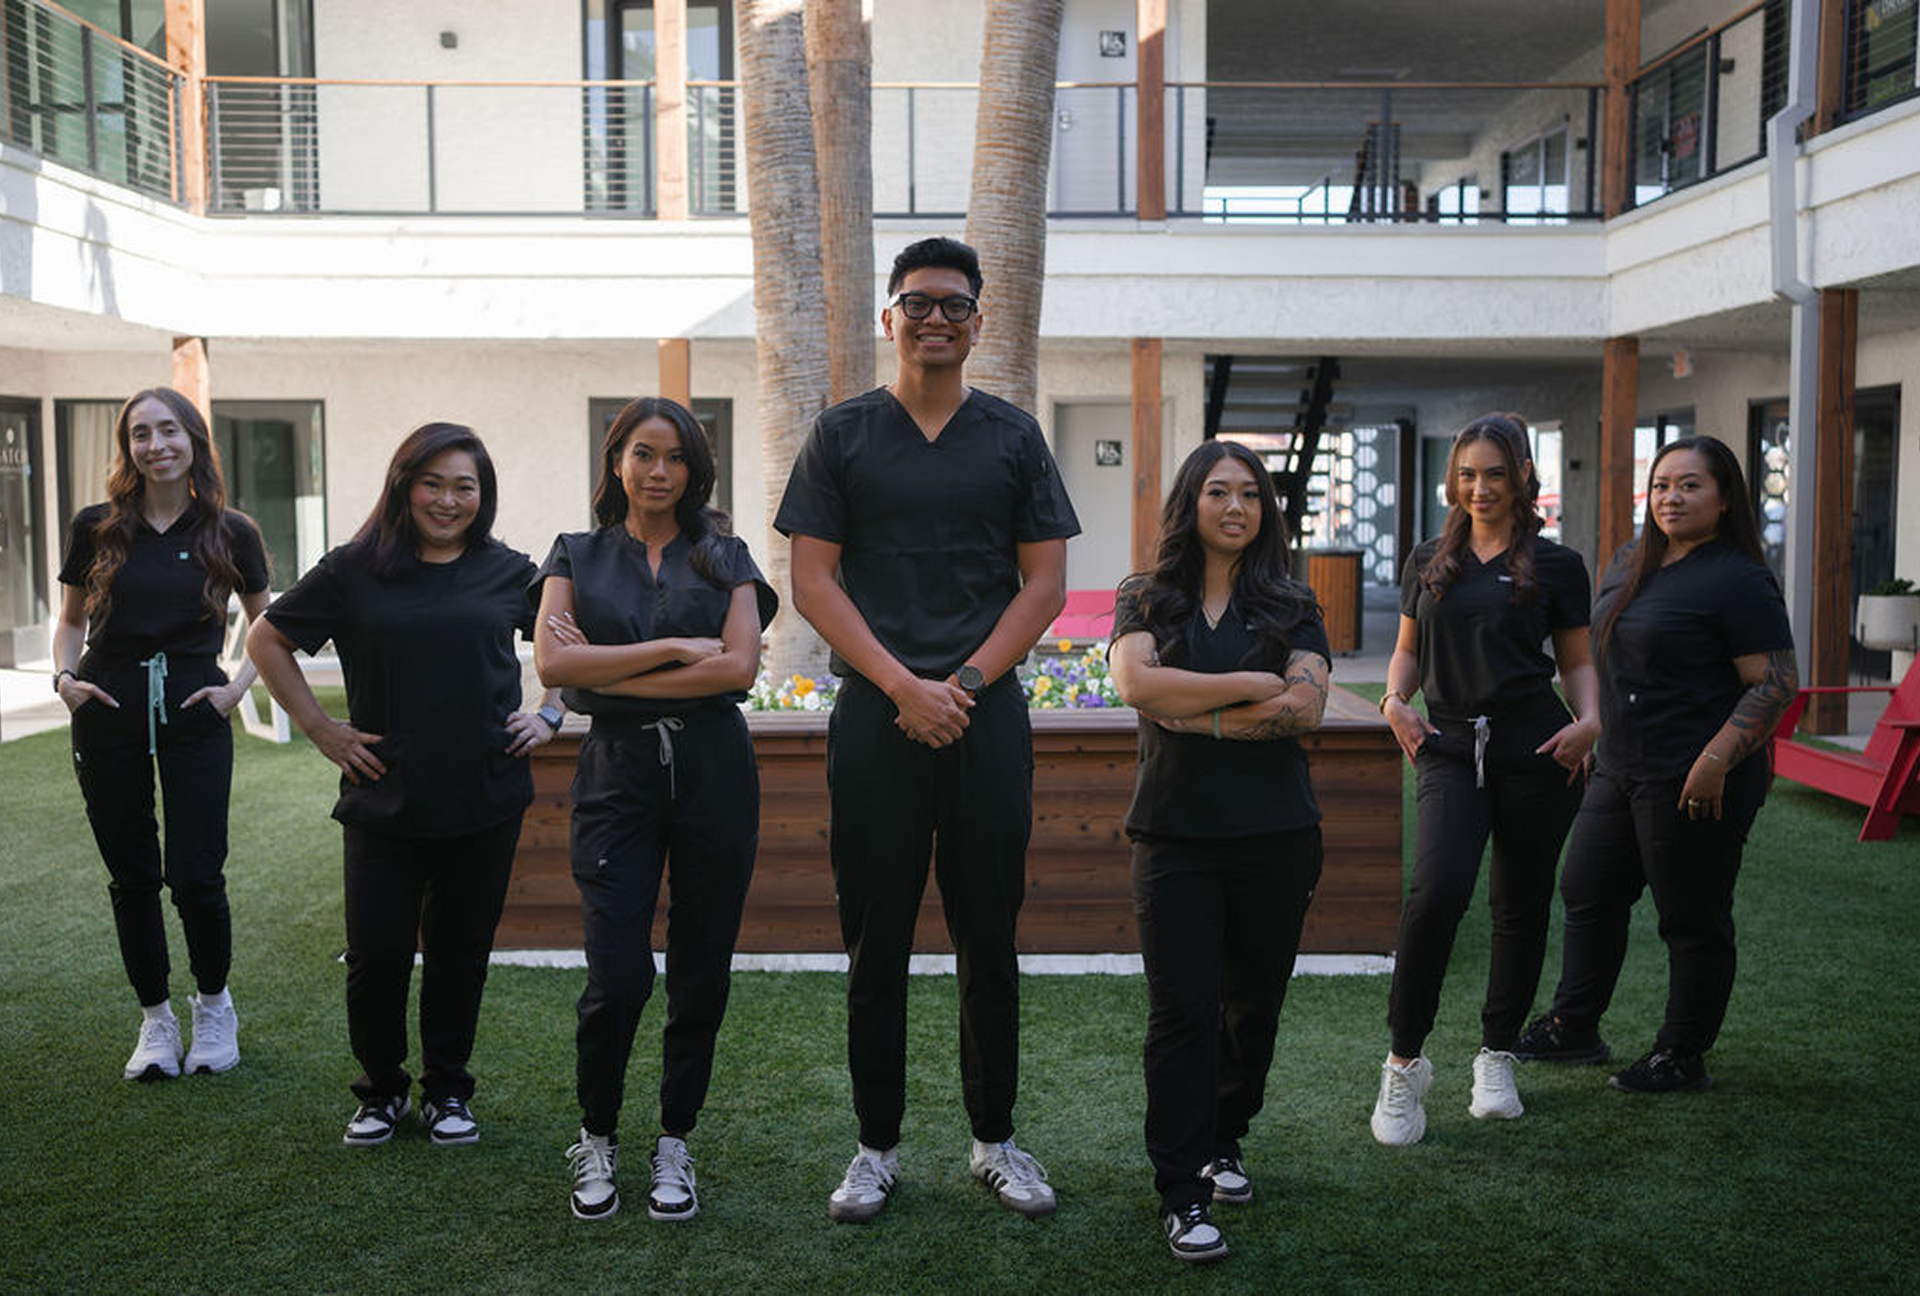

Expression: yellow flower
xmin=1033 ymin=675 xmax=1052 ymax=696
xmin=794 ymin=676 xmax=815 ymax=696
xmin=1057 ymin=638 xmax=1072 ymax=653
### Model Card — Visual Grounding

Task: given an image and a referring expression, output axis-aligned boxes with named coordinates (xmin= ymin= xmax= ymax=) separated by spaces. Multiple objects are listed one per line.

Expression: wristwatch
xmin=54 ymin=668 xmax=76 ymax=694
xmin=955 ymin=664 xmax=985 ymax=696
xmin=537 ymin=703 xmax=565 ymax=729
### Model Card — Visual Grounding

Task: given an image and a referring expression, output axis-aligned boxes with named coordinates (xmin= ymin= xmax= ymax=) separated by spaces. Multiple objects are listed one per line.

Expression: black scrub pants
xmin=827 ymin=674 xmax=1032 ymax=1151
xmin=1387 ymin=696 xmax=1585 ymax=1059
xmin=1545 ymin=754 xmax=1770 ymax=1056
xmin=1132 ymin=828 xmax=1322 ymax=1213
xmin=70 ymin=653 xmax=234 ymax=1007
xmin=572 ymin=705 xmax=758 ymax=1138
xmin=341 ymin=817 xmax=519 ymax=1105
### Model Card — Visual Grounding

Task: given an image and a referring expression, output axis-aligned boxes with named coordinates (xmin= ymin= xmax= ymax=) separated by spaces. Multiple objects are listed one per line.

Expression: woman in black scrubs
xmin=53 ymin=387 xmax=270 ymax=1081
xmin=1371 ymin=413 xmax=1597 ymax=1145
xmin=1108 ymin=440 xmax=1331 ymax=1264
xmin=248 ymin=422 xmax=561 ymax=1146
xmin=1516 ymin=436 xmax=1795 ymax=1093
xmin=533 ymin=397 xmax=776 ymax=1223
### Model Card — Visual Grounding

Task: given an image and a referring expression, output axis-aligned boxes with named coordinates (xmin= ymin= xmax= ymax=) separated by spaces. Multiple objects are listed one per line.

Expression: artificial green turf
xmin=1 ymin=712 xmax=1915 ymax=1291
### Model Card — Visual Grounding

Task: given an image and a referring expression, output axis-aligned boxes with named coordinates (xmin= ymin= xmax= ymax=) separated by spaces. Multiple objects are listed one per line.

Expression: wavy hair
xmin=591 ymin=396 xmax=731 ymax=584
xmin=1594 ymin=435 xmax=1765 ymax=648
xmin=1417 ymin=412 xmax=1544 ymax=601
xmin=351 ymin=422 xmax=498 ymax=577
xmin=84 ymin=386 xmax=257 ymax=624
xmin=1124 ymin=439 xmax=1317 ymax=670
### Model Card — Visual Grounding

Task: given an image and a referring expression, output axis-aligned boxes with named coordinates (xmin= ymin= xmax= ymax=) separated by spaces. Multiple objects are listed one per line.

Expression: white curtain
xmin=63 ymin=402 xmax=119 ymax=518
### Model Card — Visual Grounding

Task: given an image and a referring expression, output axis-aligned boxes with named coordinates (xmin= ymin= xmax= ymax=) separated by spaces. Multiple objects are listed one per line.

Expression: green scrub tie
xmin=139 ymin=652 xmax=169 ymax=756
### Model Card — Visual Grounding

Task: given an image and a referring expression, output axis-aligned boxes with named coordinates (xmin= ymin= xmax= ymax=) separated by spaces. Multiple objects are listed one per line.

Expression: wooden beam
xmin=1131 ymin=337 xmax=1163 ymax=575
xmin=655 ymin=0 xmax=689 ymax=219
xmin=1814 ymin=0 xmax=1849 ymax=135
xmin=1602 ymin=0 xmax=1640 ymax=217
xmin=658 ymin=337 xmax=692 ymax=409
xmin=1806 ymin=288 xmax=1858 ymax=733
xmin=171 ymin=336 xmax=210 ymax=422
xmin=1135 ymin=0 xmax=1166 ymax=220
xmin=164 ymin=0 xmax=207 ymax=214
xmin=1598 ymin=336 xmax=1639 ymax=562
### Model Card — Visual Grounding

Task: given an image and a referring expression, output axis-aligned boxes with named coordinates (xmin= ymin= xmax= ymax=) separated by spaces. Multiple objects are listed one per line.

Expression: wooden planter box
xmin=501 ymin=686 xmax=1402 ymax=955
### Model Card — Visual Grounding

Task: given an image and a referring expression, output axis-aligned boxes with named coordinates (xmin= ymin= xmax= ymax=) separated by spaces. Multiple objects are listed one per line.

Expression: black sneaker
xmin=1162 ymin=1200 xmax=1228 ymax=1263
xmin=422 ymin=1095 xmax=480 ymax=1145
xmin=1511 ymin=1014 xmax=1611 ymax=1064
xmin=343 ymin=1095 xmax=411 ymax=1147
xmin=1608 ymin=1048 xmax=1713 ymax=1094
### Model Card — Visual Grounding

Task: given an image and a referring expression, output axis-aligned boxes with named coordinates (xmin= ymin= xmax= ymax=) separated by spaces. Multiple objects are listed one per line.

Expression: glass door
xmin=0 ymin=398 xmax=48 ymax=667
xmin=608 ymin=1 xmax=733 ymax=213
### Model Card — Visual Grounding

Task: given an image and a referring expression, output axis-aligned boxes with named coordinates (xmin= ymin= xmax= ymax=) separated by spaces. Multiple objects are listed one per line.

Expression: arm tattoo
xmin=1720 ymin=648 xmax=1798 ymax=764
xmin=1229 ymin=655 xmax=1330 ymax=741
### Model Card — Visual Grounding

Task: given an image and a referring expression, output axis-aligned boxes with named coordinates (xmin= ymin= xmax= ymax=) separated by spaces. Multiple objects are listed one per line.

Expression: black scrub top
xmin=1113 ymin=576 xmax=1332 ymax=841
xmin=59 ymin=503 xmax=270 ymax=661
xmin=1593 ymin=539 xmax=1793 ymax=779
xmin=1399 ymin=536 xmax=1590 ymax=720
xmin=773 ymin=386 xmax=1080 ymax=680
xmin=534 ymin=527 xmax=778 ymax=720
xmin=262 ymin=538 xmax=539 ymax=838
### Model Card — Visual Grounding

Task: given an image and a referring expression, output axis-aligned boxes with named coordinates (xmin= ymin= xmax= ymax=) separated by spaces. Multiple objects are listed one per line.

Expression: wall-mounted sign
xmin=1095 ymin=440 xmax=1123 ymax=466
xmin=1099 ymin=30 xmax=1127 ymax=57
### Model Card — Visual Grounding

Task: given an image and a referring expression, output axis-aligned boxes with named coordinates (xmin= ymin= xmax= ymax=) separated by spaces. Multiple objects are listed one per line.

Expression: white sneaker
xmin=647 ymin=1136 xmax=697 ymax=1221
xmin=568 ymin=1129 xmax=620 ymax=1220
xmin=1469 ymin=1047 xmax=1524 ymax=1120
xmin=969 ymin=1138 xmax=1057 ymax=1217
xmin=1200 ymin=1156 xmax=1253 ymax=1204
xmin=124 ymin=1010 xmax=182 ymax=1081
xmin=828 ymin=1145 xmax=899 ymax=1223
xmin=1370 ymin=1054 xmax=1434 ymax=1146
xmin=184 ymin=994 xmax=239 ymax=1074
xmin=1163 ymin=1200 xmax=1228 ymax=1263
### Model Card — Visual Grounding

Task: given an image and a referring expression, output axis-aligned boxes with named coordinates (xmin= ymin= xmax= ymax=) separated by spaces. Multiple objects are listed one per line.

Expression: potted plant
xmin=1857 ymin=578 xmax=1920 ymax=654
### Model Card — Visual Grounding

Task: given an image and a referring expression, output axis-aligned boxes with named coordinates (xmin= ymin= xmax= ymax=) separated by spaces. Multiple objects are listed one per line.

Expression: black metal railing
xmin=1842 ymin=0 xmax=1920 ymax=121
xmin=1625 ymin=1 xmax=1782 ymax=208
xmin=1 ymin=0 xmax=178 ymax=202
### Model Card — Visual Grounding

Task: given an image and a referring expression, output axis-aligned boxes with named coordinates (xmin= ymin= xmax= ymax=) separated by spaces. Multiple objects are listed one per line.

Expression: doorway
xmin=1053 ymin=401 xmax=1136 ymax=596
xmin=0 ymin=397 xmax=48 ymax=666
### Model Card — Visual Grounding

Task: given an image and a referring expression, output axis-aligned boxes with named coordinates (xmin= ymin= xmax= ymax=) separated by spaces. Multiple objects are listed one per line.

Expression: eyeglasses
xmin=889 ymin=291 xmax=978 ymax=322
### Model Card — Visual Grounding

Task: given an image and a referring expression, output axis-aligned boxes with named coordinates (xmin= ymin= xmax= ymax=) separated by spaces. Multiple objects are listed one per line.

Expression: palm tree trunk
xmin=805 ymin=0 xmax=875 ymax=405
xmin=736 ymin=0 xmax=831 ymax=683
xmin=963 ymin=0 xmax=1064 ymax=414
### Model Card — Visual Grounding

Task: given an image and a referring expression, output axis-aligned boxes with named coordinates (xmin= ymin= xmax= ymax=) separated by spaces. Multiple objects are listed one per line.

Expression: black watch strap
xmin=538 ymin=703 xmax=565 ymax=729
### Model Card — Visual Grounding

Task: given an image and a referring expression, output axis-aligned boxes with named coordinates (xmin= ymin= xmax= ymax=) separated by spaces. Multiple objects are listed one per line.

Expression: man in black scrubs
xmin=776 ymin=237 xmax=1079 ymax=1222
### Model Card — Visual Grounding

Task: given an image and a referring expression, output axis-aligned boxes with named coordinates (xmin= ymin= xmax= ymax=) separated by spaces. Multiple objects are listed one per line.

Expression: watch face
xmin=957 ymin=665 xmax=984 ymax=692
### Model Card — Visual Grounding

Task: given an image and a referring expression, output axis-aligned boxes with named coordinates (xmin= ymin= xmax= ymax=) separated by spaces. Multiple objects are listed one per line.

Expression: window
xmin=588 ymin=398 xmax=733 ymax=518
xmin=1633 ymin=410 xmax=1693 ymax=526
xmin=1502 ymin=128 xmax=1569 ymax=224
xmin=212 ymin=401 xmax=326 ymax=585
xmin=583 ymin=0 xmax=735 ymax=213
xmin=1633 ymin=44 xmax=1709 ymax=204
xmin=1849 ymin=0 xmax=1920 ymax=116
xmin=0 ymin=397 xmax=47 ymax=664
xmin=1428 ymin=175 xmax=1480 ymax=225
xmin=1530 ymin=422 xmax=1565 ymax=542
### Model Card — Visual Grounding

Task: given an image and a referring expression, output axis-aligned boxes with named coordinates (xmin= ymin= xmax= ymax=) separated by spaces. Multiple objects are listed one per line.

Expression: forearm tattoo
xmin=1228 ymin=658 xmax=1330 ymax=741
xmin=1719 ymin=648 xmax=1798 ymax=764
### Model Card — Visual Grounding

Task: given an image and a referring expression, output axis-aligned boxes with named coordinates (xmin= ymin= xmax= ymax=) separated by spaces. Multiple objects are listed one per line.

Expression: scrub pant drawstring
xmin=640 ymin=716 xmax=685 ymax=799
xmin=1471 ymin=714 xmax=1490 ymax=788
xmin=139 ymin=652 xmax=169 ymax=756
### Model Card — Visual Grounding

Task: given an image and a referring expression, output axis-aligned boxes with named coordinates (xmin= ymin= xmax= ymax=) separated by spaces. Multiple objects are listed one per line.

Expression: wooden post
xmin=1135 ymin=0 xmax=1165 ymax=220
xmin=1130 ymin=338 xmax=1163 ymax=575
xmin=655 ymin=0 xmax=689 ymax=219
xmin=1806 ymin=288 xmax=1857 ymax=733
xmin=1814 ymin=0 xmax=1850 ymax=134
xmin=658 ymin=337 xmax=692 ymax=409
xmin=1602 ymin=0 xmax=1640 ymax=217
xmin=171 ymin=336 xmax=211 ymax=421
xmin=1598 ymin=336 xmax=1639 ymax=563
xmin=164 ymin=0 xmax=208 ymax=215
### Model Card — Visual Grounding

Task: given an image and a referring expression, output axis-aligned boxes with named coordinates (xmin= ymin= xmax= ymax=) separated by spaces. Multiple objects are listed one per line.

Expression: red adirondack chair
xmin=1771 ymin=657 xmax=1920 ymax=841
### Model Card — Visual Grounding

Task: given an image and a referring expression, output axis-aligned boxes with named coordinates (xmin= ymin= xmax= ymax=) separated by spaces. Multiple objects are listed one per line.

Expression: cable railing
xmin=1 ymin=0 xmax=179 ymax=202
xmin=1626 ymin=1 xmax=1781 ymax=208
xmin=1842 ymin=0 xmax=1920 ymax=121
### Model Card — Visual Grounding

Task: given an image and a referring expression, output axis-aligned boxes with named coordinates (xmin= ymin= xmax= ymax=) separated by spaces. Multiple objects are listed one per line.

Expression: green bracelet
xmin=1212 ymin=708 xmax=1223 ymax=739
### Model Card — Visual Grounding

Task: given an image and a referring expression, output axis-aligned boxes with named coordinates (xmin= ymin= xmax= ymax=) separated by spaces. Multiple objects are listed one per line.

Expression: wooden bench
xmin=500 ymin=685 xmax=1403 ymax=954
xmin=1771 ymin=658 xmax=1920 ymax=842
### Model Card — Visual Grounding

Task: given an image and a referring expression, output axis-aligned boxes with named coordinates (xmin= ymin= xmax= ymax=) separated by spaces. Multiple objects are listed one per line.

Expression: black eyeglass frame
xmin=888 ymin=291 xmax=980 ymax=322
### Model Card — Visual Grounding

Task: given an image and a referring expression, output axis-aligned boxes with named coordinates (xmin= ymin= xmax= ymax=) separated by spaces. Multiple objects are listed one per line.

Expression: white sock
xmin=142 ymin=1000 xmax=174 ymax=1022
xmin=197 ymin=987 xmax=232 ymax=1012
xmin=860 ymin=1142 xmax=896 ymax=1162
xmin=972 ymin=1138 xmax=1003 ymax=1159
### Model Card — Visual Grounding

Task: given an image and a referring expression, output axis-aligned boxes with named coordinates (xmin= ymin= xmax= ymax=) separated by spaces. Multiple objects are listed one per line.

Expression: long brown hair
xmin=85 ymin=387 xmax=253 ymax=624
xmin=591 ymin=396 xmax=731 ymax=585
xmin=1417 ymin=412 xmax=1543 ymax=601
xmin=1594 ymin=435 xmax=1767 ymax=649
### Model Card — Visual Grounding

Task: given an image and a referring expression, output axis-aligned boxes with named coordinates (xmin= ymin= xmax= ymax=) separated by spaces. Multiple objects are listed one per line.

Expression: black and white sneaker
xmin=422 ymin=1096 xmax=480 ymax=1145
xmin=647 ymin=1136 xmax=698 ymax=1221
xmin=343 ymin=1094 xmax=411 ymax=1147
xmin=568 ymin=1129 xmax=620 ymax=1220
xmin=1200 ymin=1156 xmax=1253 ymax=1204
xmin=1163 ymin=1200 xmax=1228 ymax=1263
